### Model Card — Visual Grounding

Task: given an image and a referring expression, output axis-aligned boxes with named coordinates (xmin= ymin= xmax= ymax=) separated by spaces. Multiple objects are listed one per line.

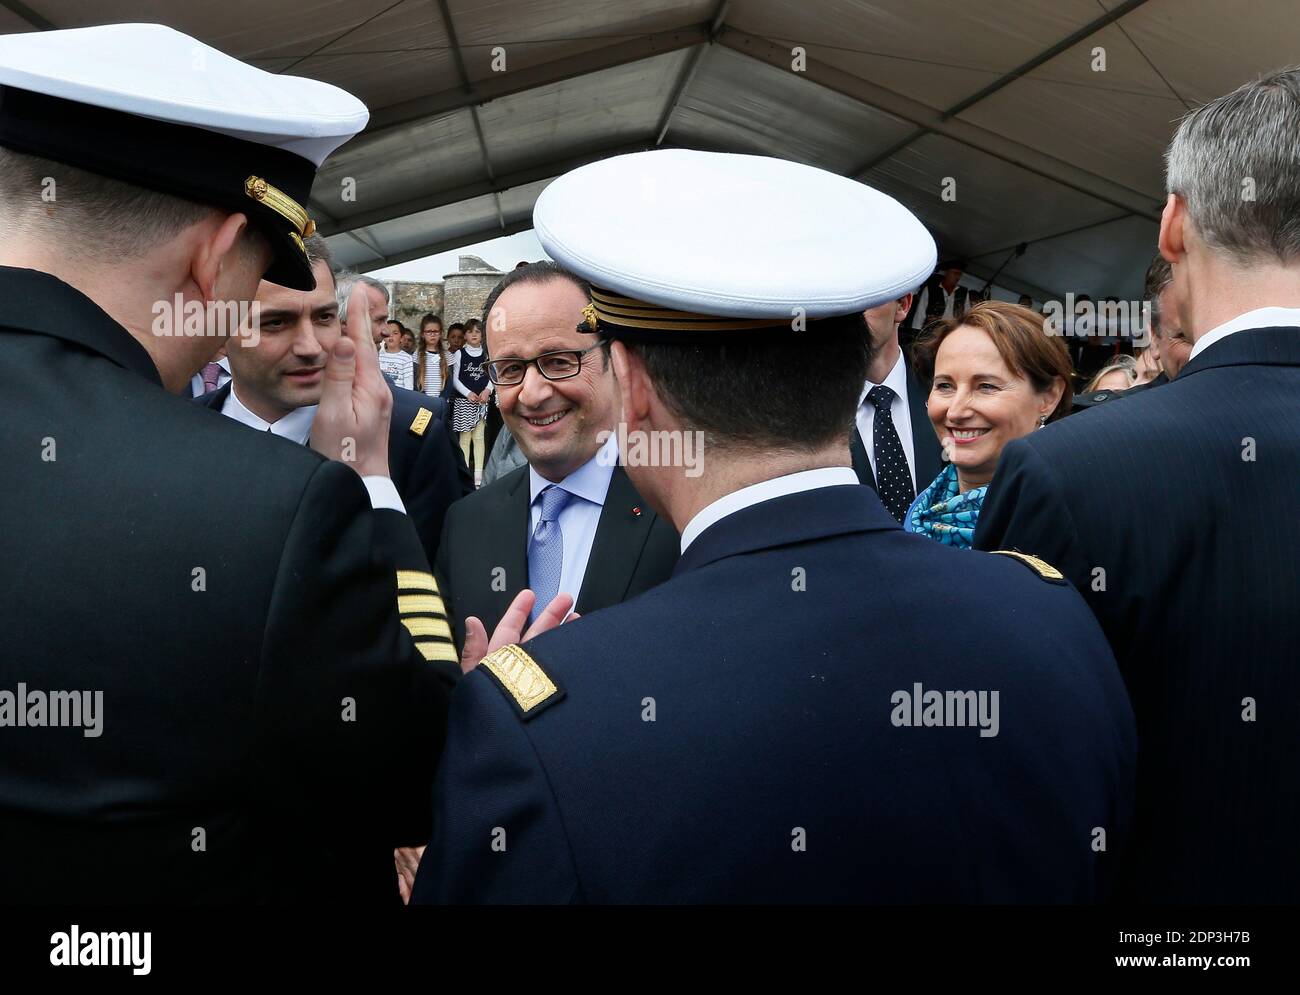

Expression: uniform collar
xmin=0 ymin=266 xmax=162 ymax=385
xmin=222 ymin=383 xmax=318 ymax=443
xmin=675 ymin=478 xmax=897 ymax=576
xmin=680 ymin=467 xmax=861 ymax=553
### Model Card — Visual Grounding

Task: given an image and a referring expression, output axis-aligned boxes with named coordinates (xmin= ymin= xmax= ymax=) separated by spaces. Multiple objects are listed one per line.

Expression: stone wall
xmin=390 ymin=281 xmax=444 ymax=330
xmin=443 ymin=254 xmax=504 ymax=325
xmin=384 ymin=254 xmax=504 ymax=330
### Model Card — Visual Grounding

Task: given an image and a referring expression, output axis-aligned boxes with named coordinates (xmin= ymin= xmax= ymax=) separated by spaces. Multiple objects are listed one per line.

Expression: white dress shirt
xmin=910 ymin=285 xmax=958 ymax=329
xmin=1189 ymin=306 xmax=1300 ymax=360
xmin=680 ymin=466 xmax=859 ymax=553
xmin=220 ymin=384 xmax=406 ymax=513
xmin=855 ymin=350 xmax=917 ymax=491
xmin=527 ymin=433 xmax=619 ymax=605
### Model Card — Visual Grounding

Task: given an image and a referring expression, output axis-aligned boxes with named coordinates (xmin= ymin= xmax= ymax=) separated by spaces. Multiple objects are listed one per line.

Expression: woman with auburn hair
xmin=906 ymin=301 xmax=1073 ymax=547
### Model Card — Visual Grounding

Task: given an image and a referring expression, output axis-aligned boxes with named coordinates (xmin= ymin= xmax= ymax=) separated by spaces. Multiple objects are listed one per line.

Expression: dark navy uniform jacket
xmin=975 ymin=326 xmax=1300 ymax=903
xmin=0 ymin=267 xmax=455 ymax=904
xmin=196 ymin=381 xmax=472 ymax=566
xmin=414 ymin=482 xmax=1136 ymax=903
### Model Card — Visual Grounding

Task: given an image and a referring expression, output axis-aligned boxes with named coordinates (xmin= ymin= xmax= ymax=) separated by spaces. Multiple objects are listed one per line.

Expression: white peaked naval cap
xmin=0 ymin=23 xmax=370 ymax=290
xmin=534 ymin=149 xmax=937 ymax=340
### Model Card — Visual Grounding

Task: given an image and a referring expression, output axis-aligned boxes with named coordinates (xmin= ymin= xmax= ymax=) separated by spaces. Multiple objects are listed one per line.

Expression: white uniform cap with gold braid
xmin=534 ymin=149 xmax=937 ymax=340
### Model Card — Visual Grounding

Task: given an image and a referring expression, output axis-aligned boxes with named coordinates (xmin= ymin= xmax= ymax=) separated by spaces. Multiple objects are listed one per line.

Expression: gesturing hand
xmin=460 ymin=590 xmax=578 ymax=674
xmin=310 ymin=282 xmax=392 ymax=478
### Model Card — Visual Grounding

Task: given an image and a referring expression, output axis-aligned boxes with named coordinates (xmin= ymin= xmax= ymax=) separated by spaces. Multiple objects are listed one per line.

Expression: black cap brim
xmin=0 ymin=85 xmax=319 ymax=291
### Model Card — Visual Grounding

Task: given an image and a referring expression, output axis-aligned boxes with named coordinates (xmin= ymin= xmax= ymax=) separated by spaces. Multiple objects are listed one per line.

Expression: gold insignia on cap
xmin=581 ymin=301 xmax=599 ymax=330
xmin=481 ymin=644 xmax=559 ymax=714
xmin=990 ymin=550 xmax=1064 ymax=581
xmin=410 ymin=408 xmax=432 ymax=437
xmin=589 ymin=286 xmax=792 ymax=332
xmin=244 ymin=174 xmax=315 ymax=242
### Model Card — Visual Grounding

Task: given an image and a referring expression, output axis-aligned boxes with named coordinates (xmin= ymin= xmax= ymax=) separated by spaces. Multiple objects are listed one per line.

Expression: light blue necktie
xmin=528 ymin=485 xmax=572 ymax=623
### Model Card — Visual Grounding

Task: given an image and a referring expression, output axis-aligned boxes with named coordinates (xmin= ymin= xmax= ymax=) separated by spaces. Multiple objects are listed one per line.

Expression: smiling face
xmin=488 ymin=278 xmax=618 ymax=483
xmin=928 ymin=324 xmax=1063 ymax=491
xmin=225 ymin=258 xmax=339 ymax=420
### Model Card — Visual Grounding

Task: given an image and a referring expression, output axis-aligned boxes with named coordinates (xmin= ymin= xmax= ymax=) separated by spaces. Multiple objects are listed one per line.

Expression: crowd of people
xmin=2 ymin=22 xmax=1298 ymax=908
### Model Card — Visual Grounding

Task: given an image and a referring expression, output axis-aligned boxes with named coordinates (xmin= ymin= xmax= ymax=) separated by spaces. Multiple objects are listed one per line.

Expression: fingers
xmin=522 ymin=593 xmax=575 ymax=643
xmin=461 ymin=616 xmax=488 ymax=674
xmin=486 ymin=589 xmax=538 ymax=655
xmin=344 ymin=282 xmax=385 ymax=394
xmin=344 ymin=283 xmax=372 ymax=355
xmin=316 ymin=335 xmax=357 ymax=430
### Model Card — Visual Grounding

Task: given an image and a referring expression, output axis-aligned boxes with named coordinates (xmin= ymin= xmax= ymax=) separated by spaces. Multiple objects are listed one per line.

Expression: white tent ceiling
xmin=5 ymin=0 xmax=1298 ymax=300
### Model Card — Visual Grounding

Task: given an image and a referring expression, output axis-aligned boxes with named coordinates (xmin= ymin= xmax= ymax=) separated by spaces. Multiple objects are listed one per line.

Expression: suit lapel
xmin=482 ymin=469 xmax=531 ymax=621
xmin=849 ymin=427 xmax=876 ymax=490
xmin=906 ymin=364 xmax=943 ymax=491
xmin=576 ymin=466 xmax=657 ymax=614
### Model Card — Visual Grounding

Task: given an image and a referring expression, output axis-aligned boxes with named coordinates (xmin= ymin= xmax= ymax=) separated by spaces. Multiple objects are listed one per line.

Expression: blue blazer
xmin=975 ymin=325 xmax=1300 ymax=902
xmin=415 ymin=483 xmax=1134 ymax=903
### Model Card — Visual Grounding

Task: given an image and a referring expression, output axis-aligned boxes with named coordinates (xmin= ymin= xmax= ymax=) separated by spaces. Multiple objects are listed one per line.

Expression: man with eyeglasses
xmin=431 ymin=261 xmax=678 ymax=652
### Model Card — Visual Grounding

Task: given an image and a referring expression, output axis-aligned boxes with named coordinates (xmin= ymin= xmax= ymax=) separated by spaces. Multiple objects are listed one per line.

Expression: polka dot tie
xmin=866 ymin=385 xmax=915 ymax=523
xmin=527 ymin=485 xmax=572 ymax=623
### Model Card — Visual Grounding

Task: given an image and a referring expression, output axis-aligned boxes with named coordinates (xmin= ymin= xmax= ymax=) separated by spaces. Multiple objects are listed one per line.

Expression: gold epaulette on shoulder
xmin=480 ymin=644 xmax=564 ymax=719
xmin=409 ymin=408 xmax=432 ymax=437
xmin=990 ymin=550 xmax=1065 ymax=582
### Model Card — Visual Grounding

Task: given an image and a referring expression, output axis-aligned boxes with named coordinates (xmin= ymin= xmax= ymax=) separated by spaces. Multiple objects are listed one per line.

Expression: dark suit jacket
xmin=851 ymin=363 xmax=945 ymax=495
xmin=196 ymin=382 xmax=471 ymax=565
xmin=416 ymin=484 xmax=1134 ymax=903
xmin=0 ymin=266 xmax=453 ymax=904
xmin=974 ymin=326 xmax=1300 ymax=903
xmin=435 ymin=461 xmax=678 ymax=649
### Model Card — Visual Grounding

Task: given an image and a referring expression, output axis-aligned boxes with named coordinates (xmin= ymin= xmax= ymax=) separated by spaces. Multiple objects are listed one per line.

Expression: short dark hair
xmin=621 ymin=314 xmax=871 ymax=452
xmin=482 ymin=260 xmax=592 ymax=329
xmin=1143 ymin=252 xmax=1174 ymax=333
xmin=447 ymin=321 xmax=465 ymax=334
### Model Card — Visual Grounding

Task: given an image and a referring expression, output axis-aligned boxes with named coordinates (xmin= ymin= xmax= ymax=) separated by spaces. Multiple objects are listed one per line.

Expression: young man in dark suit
xmin=850 ymin=291 xmax=945 ymax=519
xmin=195 ymin=238 xmax=472 ymax=566
xmin=975 ymin=68 xmax=1300 ymax=903
xmin=435 ymin=262 xmax=677 ymax=650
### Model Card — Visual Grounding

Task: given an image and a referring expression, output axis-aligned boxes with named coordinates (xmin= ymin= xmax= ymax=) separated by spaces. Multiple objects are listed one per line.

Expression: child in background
xmin=416 ymin=313 xmax=450 ymax=397
xmin=452 ymin=318 xmax=492 ymax=486
xmin=378 ymin=321 xmax=415 ymax=389
xmin=446 ymin=323 xmax=465 ymax=355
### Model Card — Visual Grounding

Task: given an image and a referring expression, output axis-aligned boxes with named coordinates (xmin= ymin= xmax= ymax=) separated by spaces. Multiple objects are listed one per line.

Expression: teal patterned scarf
xmin=904 ymin=463 xmax=987 ymax=549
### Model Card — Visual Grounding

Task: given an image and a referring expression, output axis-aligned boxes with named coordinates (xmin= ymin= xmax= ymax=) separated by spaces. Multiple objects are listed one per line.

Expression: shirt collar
xmin=680 ymin=466 xmax=860 ymax=553
xmin=222 ymin=384 xmax=318 ymax=444
xmin=528 ymin=432 xmax=619 ymax=508
xmin=1190 ymin=306 xmax=1300 ymax=360
xmin=859 ymin=348 xmax=907 ymax=406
